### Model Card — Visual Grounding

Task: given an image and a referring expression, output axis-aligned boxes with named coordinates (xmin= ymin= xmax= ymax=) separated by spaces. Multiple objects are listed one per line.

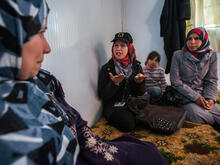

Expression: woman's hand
xmin=109 ymin=72 xmax=125 ymax=86
xmin=203 ymin=99 xmax=214 ymax=110
xmin=195 ymin=96 xmax=206 ymax=106
xmin=134 ymin=73 xmax=146 ymax=84
xmin=195 ymin=96 xmax=214 ymax=110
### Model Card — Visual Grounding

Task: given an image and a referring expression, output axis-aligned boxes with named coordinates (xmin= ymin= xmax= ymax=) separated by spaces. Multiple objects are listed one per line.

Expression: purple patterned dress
xmin=36 ymin=69 xmax=168 ymax=165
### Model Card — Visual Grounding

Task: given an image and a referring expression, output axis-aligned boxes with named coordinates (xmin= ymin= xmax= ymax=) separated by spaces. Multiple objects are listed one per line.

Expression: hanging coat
xmin=160 ymin=0 xmax=191 ymax=73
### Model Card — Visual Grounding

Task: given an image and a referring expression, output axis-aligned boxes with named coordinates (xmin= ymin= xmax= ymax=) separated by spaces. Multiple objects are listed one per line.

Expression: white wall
xmin=122 ymin=0 xmax=166 ymax=68
xmin=43 ymin=0 xmax=122 ymax=126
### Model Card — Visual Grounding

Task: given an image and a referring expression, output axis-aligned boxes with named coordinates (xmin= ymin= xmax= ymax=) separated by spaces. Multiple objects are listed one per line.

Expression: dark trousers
xmin=104 ymin=106 xmax=136 ymax=132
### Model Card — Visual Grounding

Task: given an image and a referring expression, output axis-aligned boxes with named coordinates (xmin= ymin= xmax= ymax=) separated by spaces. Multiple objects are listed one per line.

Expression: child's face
xmin=147 ymin=57 xmax=159 ymax=69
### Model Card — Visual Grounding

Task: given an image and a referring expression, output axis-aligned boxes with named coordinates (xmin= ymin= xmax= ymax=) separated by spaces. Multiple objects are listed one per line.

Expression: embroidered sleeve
xmin=81 ymin=126 xmax=118 ymax=161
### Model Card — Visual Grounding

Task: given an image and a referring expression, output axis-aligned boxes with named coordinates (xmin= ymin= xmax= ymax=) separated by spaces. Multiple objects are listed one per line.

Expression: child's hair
xmin=145 ymin=51 xmax=161 ymax=66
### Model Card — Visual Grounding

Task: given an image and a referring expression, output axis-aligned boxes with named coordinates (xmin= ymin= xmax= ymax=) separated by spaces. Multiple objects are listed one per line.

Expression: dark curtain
xmin=160 ymin=0 xmax=191 ymax=73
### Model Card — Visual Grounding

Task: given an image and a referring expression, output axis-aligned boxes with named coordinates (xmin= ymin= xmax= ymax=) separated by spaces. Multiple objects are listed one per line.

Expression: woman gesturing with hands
xmin=109 ymin=72 xmax=126 ymax=86
xmin=134 ymin=73 xmax=146 ymax=84
xmin=109 ymin=72 xmax=146 ymax=86
xmin=98 ymin=32 xmax=145 ymax=132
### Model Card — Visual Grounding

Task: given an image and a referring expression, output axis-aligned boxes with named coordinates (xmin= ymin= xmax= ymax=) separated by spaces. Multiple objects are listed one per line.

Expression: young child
xmin=143 ymin=51 xmax=167 ymax=99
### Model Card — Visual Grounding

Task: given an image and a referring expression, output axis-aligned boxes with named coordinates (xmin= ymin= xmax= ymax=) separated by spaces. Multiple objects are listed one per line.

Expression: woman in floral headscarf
xmin=0 ymin=1 xmax=169 ymax=165
xmin=170 ymin=27 xmax=220 ymax=131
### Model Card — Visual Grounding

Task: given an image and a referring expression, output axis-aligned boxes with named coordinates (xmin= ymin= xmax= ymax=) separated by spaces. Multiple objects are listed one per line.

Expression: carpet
xmin=92 ymin=92 xmax=220 ymax=164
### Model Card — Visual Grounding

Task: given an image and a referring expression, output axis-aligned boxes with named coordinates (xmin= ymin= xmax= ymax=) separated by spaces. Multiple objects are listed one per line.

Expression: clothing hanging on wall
xmin=160 ymin=0 xmax=191 ymax=73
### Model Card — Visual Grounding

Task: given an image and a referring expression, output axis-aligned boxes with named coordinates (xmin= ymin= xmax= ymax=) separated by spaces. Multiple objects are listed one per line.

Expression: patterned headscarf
xmin=184 ymin=27 xmax=211 ymax=58
xmin=0 ymin=1 xmax=79 ymax=164
xmin=0 ymin=0 xmax=49 ymax=81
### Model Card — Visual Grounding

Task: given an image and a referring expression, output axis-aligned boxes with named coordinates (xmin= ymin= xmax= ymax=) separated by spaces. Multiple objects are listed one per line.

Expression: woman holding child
xmin=170 ymin=27 xmax=220 ymax=131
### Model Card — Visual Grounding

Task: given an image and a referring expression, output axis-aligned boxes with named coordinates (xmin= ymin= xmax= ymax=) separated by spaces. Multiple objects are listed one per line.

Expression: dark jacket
xmin=98 ymin=58 xmax=145 ymax=118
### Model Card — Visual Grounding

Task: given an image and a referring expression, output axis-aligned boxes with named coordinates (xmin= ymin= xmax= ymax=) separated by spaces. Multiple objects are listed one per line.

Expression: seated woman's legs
xmin=147 ymin=86 xmax=162 ymax=98
xmin=103 ymin=103 xmax=136 ymax=132
xmin=209 ymin=104 xmax=220 ymax=124
xmin=209 ymin=104 xmax=220 ymax=131
xmin=108 ymin=109 xmax=136 ymax=132
xmin=181 ymin=103 xmax=216 ymax=124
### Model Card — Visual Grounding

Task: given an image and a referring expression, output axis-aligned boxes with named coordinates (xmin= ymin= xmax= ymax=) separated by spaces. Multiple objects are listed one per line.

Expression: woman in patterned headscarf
xmin=98 ymin=32 xmax=146 ymax=132
xmin=0 ymin=0 xmax=79 ymax=164
xmin=170 ymin=27 xmax=220 ymax=131
xmin=0 ymin=1 xmax=168 ymax=164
